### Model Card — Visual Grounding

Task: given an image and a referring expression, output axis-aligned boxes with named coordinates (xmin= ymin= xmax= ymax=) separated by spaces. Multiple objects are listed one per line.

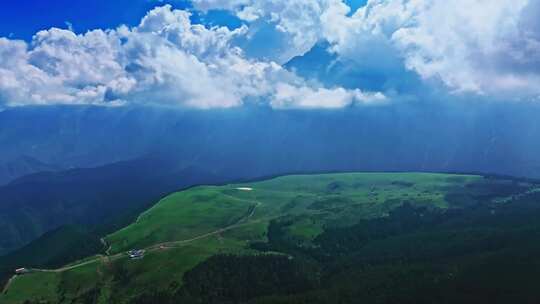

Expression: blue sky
xmin=0 ymin=0 xmax=538 ymax=109
xmin=0 ymin=0 xmax=192 ymax=40
xmin=0 ymin=0 xmax=366 ymax=40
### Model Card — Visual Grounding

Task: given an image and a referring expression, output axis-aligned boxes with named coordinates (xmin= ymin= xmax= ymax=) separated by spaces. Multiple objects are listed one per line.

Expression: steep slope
xmin=0 ymin=225 xmax=103 ymax=271
xmin=0 ymin=156 xmax=226 ymax=255
xmin=4 ymin=172 xmax=539 ymax=304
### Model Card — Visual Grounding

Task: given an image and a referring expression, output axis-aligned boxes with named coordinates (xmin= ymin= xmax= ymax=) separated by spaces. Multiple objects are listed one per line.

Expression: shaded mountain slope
xmin=0 ymin=156 xmax=60 ymax=186
xmin=0 ymin=225 xmax=103 ymax=271
xmin=3 ymin=102 xmax=540 ymax=186
xmin=0 ymin=155 xmax=226 ymax=255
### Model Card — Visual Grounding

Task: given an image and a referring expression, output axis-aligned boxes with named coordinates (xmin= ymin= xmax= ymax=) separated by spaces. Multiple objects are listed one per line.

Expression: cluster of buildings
xmin=128 ymin=249 xmax=145 ymax=259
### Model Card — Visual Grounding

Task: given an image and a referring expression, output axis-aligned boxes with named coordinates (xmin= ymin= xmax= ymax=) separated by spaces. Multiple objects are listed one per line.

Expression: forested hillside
xmin=4 ymin=173 xmax=540 ymax=304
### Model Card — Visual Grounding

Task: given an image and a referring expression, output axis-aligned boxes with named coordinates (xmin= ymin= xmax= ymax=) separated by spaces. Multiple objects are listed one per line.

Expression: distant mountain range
xmin=2 ymin=81 xmax=540 ymax=256
xmin=2 ymin=101 xmax=540 ymax=184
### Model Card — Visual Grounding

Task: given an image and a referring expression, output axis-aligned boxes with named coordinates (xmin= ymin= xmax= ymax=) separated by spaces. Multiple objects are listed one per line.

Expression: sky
xmin=0 ymin=0 xmax=539 ymax=109
xmin=0 ymin=0 xmax=189 ymax=40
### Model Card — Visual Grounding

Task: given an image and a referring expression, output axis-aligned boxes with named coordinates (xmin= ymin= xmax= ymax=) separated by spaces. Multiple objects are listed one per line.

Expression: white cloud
xmin=0 ymin=32 xmax=124 ymax=106
xmin=271 ymin=83 xmax=387 ymax=109
xmin=0 ymin=5 xmax=382 ymax=109
xmin=192 ymin=0 xmax=349 ymax=63
xmin=5 ymin=0 xmax=538 ymax=106
xmin=197 ymin=0 xmax=540 ymax=99
xmin=323 ymin=0 xmax=540 ymax=97
xmin=388 ymin=0 xmax=538 ymax=95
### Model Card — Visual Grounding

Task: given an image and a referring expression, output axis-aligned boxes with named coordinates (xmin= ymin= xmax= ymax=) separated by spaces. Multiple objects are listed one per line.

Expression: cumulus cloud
xmin=271 ymin=83 xmax=386 ymax=109
xmin=325 ymin=0 xmax=540 ymax=98
xmin=192 ymin=0 xmax=349 ymax=63
xmin=200 ymin=0 xmax=540 ymax=99
xmin=12 ymin=0 xmax=538 ymax=107
xmin=0 ymin=31 xmax=124 ymax=106
xmin=356 ymin=0 xmax=540 ymax=96
xmin=0 ymin=4 xmax=382 ymax=109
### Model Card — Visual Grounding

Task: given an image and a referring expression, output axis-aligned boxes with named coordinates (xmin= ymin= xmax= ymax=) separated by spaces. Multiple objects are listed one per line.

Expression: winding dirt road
xmin=2 ymin=276 xmax=16 ymax=294
xmin=2 ymin=192 xmax=265 ymax=294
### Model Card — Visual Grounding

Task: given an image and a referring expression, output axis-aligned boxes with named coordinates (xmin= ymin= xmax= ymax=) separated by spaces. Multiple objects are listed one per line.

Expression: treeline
xmin=244 ymin=190 xmax=540 ymax=304
xmin=131 ymin=254 xmax=319 ymax=304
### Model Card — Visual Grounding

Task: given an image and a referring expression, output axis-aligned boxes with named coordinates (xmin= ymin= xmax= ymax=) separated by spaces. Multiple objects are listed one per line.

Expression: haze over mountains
xmin=2 ymin=98 xmax=540 ymax=185
xmin=2 ymin=97 xmax=540 ymax=254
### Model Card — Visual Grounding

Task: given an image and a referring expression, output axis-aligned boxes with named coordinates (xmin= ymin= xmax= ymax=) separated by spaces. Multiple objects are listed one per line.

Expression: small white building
xmin=236 ymin=187 xmax=253 ymax=191
xmin=15 ymin=268 xmax=29 ymax=275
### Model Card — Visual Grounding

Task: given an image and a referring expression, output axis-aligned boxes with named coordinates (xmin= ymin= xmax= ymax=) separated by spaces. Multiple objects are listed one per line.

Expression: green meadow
xmin=4 ymin=172 xmax=535 ymax=304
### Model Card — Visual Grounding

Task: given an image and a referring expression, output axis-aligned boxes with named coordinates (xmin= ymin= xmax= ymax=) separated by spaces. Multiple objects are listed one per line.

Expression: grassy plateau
xmin=2 ymin=172 xmax=540 ymax=304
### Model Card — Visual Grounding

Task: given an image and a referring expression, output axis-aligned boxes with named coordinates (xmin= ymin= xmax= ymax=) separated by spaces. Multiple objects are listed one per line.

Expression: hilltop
xmin=3 ymin=172 xmax=540 ymax=303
